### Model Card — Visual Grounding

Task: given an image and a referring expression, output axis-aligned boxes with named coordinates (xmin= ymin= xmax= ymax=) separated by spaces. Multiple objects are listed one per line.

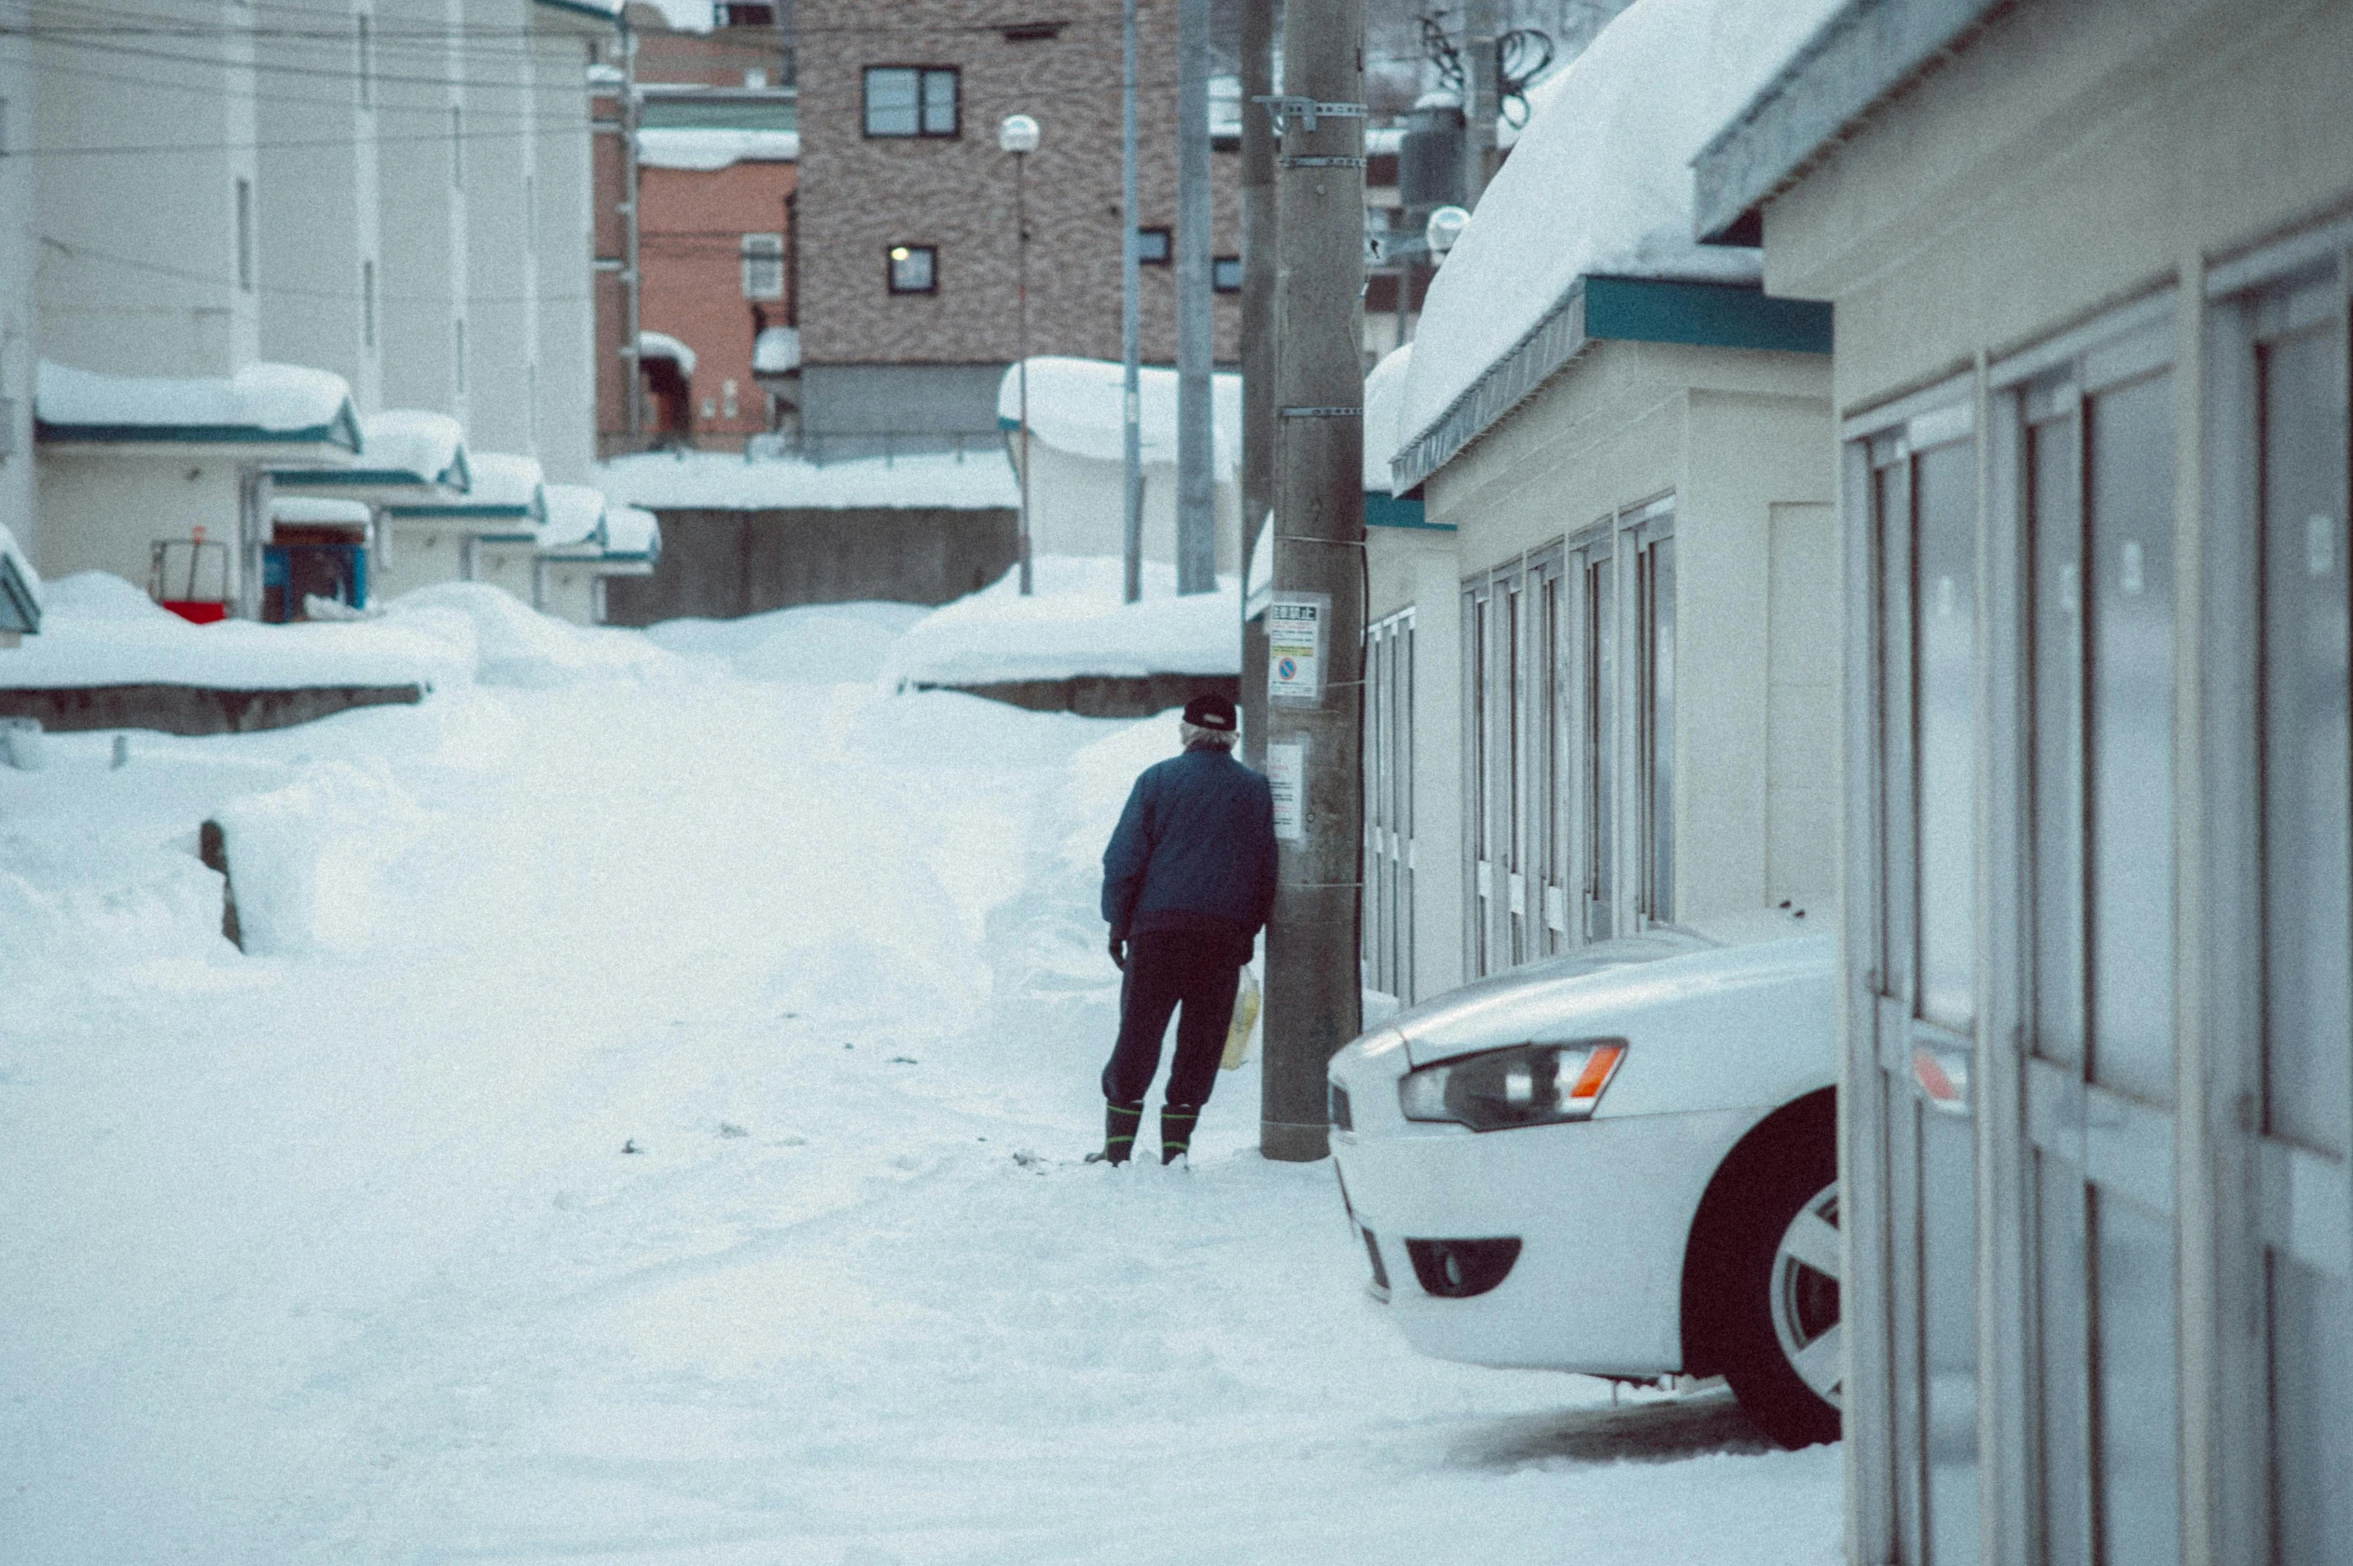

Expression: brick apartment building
xmin=594 ymin=4 xmax=798 ymax=455
xmin=794 ymin=0 xmax=1242 ymax=455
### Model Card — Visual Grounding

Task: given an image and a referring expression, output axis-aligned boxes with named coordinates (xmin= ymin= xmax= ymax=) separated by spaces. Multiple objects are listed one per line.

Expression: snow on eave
xmin=597 ymin=451 xmax=1019 ymax=513
xmin=598 ymin=505 xmax=661 ymax=563
xmin=1394 ymin=0 xmax=1845 ymax=489
xmin=636 ymin=127 xmax=799 ymax=170
xmin=33 ymin=360 xmax=363 ymax=451
xmin=995 ymin=358 xmax=1241 ymax=473
xmin=0 ymin=520 xmax=42 ymax=635
xmin=270 ymin=496 xmax=373 ymax=528
xmin=1362 ymin=343 xmax=1413 ymax=494
xmin=752 ymin=326 xmax=801 ymax=375
xmin=383 ymin=451 xmax=546 ymax=524
xmin=637 ymin=331 xmax=697 ymax=379
xmin=538 ymin=483 xmax=608 ymax=551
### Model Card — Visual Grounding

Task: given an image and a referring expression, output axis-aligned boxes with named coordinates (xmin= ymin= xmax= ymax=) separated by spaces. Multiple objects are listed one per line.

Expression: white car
xmin=1326 ymin=921 xmax=1841 ymax=1448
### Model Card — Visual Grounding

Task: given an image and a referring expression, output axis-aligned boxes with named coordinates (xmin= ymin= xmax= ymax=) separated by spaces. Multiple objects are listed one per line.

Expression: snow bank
xmin=1399 ymin=0 xmax=1844 ymax=449
xmin=379 ymin=583 xmax=682 ymax=689
xmin=996 ymin=357 xmax=1242 ymax=474
xmin=888 ymin=556 xmax=1240 ymax=686
xmin=0 ymin=819 xmax=232 ymax=973
xmin=1363 ymin=342 xmax=1413 ymax=492
xmin=211 ymin=762 xmax=428 ymax=956
xmin=752 ymin=326 xmax=800 ymax=374
xmin=644 ymin=601 xmax=928 ymax=683
xmin=598 ymin=450 xmax=1018 ymax=512
xmin=636 ymin=127 xmax=799 ymax=169
xmin=636 ymin=331 xmax=696 ymax=379
xmin=36 ymin=359 xmax=356 ymax=434
xmin=0 ymin=572 xmax=473 ymax=692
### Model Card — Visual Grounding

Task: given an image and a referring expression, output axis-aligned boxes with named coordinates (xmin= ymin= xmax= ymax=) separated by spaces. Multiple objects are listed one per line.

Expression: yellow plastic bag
xmin=1222 ymin=965 xmax=1263 ymax=1071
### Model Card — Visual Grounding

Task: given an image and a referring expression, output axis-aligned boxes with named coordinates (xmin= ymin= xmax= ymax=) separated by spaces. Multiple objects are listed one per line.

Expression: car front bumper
xmin=1330 ymin=1088 xmax=1764 ymax=1378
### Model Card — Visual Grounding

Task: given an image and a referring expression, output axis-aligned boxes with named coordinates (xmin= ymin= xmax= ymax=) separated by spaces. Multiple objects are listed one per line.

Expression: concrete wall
xmin=33 ymin=455 xmax=249 ymax=603
xmin=0 ymin=44 xmax=36 ymax=567
xmin=373 ymin=519 xmax=484 ymax=602
xmin=533 ymin=23 xmax=599 ymax=482
xmin=600 ymin=505 xmax=1020 ymax=624
xmin=1366 ymin=524 xmax=1468 ymax=1000
xmin=376 ymin=0 xmax=467 ymax=422
xmin=1009 ymin=439 xmax=1240 ymax=575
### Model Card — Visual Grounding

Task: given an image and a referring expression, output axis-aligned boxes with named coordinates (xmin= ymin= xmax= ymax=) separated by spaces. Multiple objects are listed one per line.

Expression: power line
xmin=39 ymin=234 xmax=591 ymax=306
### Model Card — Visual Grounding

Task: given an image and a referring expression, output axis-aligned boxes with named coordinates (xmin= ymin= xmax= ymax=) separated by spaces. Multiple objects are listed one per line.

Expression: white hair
xmin=1180 ymin=721 xmax=1238 ymax=750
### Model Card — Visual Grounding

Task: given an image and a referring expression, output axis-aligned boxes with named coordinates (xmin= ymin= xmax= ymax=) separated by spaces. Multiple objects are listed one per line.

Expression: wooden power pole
xmin=1238 ymin=0 xmax=1276 ymax=768
xmin=1258 ymin=0 xmax=1365 ymax=1163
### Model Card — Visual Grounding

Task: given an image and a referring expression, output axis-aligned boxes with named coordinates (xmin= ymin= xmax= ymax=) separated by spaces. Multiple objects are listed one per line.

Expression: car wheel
xmin=1721 ymin=1140 xmax=1842 ymax=1449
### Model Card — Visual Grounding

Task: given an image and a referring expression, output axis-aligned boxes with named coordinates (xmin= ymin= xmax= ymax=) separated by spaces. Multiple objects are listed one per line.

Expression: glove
xmin=1108 ymin=935 xmax=1127 ymax=971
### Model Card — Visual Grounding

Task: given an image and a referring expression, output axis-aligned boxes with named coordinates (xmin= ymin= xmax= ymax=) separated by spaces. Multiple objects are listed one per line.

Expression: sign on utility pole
xmin=1238 ymin=0 xmax=1276 ymax=767
xmin=1174 ymin=0 xmax=1215 ymax=595
xmin=1258 ymin=11 xmax=1365 ymax=1163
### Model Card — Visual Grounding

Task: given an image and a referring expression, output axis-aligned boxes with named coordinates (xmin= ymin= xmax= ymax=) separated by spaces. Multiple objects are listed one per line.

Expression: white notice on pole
xmin=1266 ymin=592 xmax=1328 ymax=707
xmin=1267 ymin=739 xmax=1306 ymax=841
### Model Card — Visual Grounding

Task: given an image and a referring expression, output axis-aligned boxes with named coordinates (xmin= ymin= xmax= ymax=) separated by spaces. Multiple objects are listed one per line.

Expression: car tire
xmin=1718 ymin=1130 xmax=1842 ymax=1449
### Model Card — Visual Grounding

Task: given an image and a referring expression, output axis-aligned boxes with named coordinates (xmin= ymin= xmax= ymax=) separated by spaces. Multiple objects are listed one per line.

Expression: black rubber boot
xmin=1086 ymin=1098 xmax=1145 ymax=1165
xmin=1160 ymin=1103 xmax=1199 ymax=1166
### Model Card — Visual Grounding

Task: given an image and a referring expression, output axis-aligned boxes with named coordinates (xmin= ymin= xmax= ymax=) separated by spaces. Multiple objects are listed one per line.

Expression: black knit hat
xmin=1182 ymin=691 xmax=1238 ymax=731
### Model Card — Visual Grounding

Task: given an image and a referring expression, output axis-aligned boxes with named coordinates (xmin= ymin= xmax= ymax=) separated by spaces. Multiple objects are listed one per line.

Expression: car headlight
xmin=1397 ymin=1039 xmax=1627 ymax=1130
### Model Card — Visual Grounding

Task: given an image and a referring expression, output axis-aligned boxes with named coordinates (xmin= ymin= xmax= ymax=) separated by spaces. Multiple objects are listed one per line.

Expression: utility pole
xmin=620 ymin=11 xmax=643 ymax=444
xmin=1174 ymin=0 xmax=1214 ymax=595
xmin=1258 ymin=6 xmax=1365 ymax=1163
xmin=1238 ymin=0 xmax=1277 ymax=767
xmin=1120 ymin=0 xmax=1142 ymax=605
xmin=1462 ymin=0 xmax=1499 ymax=206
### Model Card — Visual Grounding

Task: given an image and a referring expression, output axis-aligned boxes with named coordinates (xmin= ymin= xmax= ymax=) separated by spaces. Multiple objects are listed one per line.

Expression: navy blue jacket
xmin=1101 ymin=744 xmax=1279 ymax=952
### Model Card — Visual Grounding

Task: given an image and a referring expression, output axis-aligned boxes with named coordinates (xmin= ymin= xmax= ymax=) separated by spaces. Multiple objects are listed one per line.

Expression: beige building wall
xmin=33 ymin=456 xmax=251 ymax=600
xmin=1412 ymin=339 xmax=1837 ymax=968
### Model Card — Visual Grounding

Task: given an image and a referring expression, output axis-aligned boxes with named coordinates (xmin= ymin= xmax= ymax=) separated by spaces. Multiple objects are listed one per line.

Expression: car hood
xmin=1392 ymin=929 xmax=1834 ymax=1069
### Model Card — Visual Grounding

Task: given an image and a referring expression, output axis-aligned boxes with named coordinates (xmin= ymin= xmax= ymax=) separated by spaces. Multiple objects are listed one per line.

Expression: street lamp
xmin=1001 ymin=113 xmax=1041 ymax=595
xmin=1425 ymin=204 xmax=1471 ymax=260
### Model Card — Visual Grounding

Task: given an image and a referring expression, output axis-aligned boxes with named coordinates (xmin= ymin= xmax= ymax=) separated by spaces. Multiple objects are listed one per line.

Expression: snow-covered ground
xmin=0 ymin=591 xmax=1839 ymax=1564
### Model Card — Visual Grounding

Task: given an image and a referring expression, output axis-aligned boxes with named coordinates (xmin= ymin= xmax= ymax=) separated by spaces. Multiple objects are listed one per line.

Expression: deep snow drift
xmin=0 ymin=586 xmax=1837 ymax=1564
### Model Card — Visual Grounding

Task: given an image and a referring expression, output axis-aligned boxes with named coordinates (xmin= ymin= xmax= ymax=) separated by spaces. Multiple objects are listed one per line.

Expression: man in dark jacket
xmin=1092 ymin=691 xmax=1278 ymax=1166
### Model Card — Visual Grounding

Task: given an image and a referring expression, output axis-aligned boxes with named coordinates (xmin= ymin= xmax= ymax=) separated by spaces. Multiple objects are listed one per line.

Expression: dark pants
xmin=1101 ymin=930 xmax=1244 ymax=1109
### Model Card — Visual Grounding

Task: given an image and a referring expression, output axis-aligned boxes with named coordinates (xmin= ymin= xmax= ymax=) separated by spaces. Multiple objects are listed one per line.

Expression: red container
xmin=162 ymin=600 xmax=230 ymax=625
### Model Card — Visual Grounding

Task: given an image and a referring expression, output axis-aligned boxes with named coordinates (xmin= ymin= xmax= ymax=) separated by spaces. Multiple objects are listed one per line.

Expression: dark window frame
xmin=1136 ymin=227 xmax=1172 ymax=266
xmin=1212 ymin=254 xmax=1242 ymax=293
xmin=863 ymin=65 xmax=960 ymax=139
xmin=886 ymin=243 xmax=938 ymax=295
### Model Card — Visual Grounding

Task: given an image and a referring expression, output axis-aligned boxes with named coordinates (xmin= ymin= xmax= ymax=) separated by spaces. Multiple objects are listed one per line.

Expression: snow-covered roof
xmin=1362 ymin=343 xmax=1413 ymax=494
xmin=599 ymin=450 xmax=1020 ymax=512
xmin=532 ymin=0 xmax=623 ymax=19
xmin=637 ymin=331 xmax=697 ymax=378
xmin=636 ymin=127 xmax=800 ymax=169
xmin=1366 ymin=124 xmax=1407 ymax=157
xmin=270 ymin=496 xmax=373 ymax=528
xmin=538 ymin=483 xmax=608 ymax=551
xmin=0 ymin=520 xmax=42 ymax=635
xmin=996 ymin=358 xmax=1242 ymax=475
xmin=886 ymin=557 xmax=1240 ymax=687
xmin=458 ymin=453 xmax=546 ymax=513
xmin=601 ymin=505 xmax=661 ymax=562
xmin=359 ymin=411 xmax=469 ymax=488
xmin=34 ymin=360 xmax=362 ymax=450
xmin=1396 ymin=0 xmax=1843 ymax=479
xmin=753 ymin=326 xmax=801 ymax=375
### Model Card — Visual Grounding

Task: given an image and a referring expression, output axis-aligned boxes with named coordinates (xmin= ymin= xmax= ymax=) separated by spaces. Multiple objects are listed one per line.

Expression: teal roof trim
xmin=1391 ymin=275 xmax=1833 ymax=494
xmin=383 ymin=503 xmax=535 ymax=520
xmin=35 ymin=410 xmax=363 ymax=453
xmin=1365 ymin=492 xmax=1448 ymax=530
xmin=0 ymin=555 xmax=38 ymax=636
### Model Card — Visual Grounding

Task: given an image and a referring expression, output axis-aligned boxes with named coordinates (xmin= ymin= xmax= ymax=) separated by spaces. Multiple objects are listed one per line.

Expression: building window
xmin=742 ymin=233 xmax=785 ymax=300
xmin=355 ymin=14 xmax=372 ymax=110
xmin=1213 ymin=255 xmax=1242 ymax=292
xmin=863 ymin=67 xmax=958 ymax=138
xmin=1637 ymin=528 xmax=1675 ymax=923
xmin=361 ymin=259 xmax=376 ymax=347
xmin=1136 ymin=227 xmax=1172 ymax=265
xmin=454 ymin=317 xmax=467 ymax=394
xmin=886 ymin=244 xmax=936 ymax=294
xmin=234 ymin=177 xmax=253 ymax=292
xmin=1364 ymin=608 xmax=1417 ymax=1002
xmin=450 ymin=104 xmax=463 ymax=186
